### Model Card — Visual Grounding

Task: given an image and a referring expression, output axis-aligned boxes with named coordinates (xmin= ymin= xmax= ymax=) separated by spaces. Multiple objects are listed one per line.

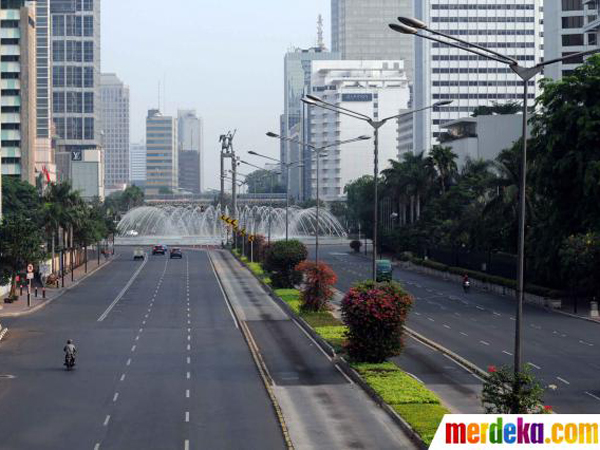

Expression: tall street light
xmin=247 ymin=150 xmax=303 ymax=241
xmin=390 ymin=17 xmax=600 ymax=412
xmin=266 ymin=131 xmax=370 ymax=266
xmin=302 ymin=94 xmax=453 ymax=281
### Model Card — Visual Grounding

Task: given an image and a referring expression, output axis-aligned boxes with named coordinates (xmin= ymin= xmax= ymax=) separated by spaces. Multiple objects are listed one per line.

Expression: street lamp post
xmin=247 ymin=150 xmax=304 ymax=241
xmin=390 ymin=16 xmax=600 ymax=412
xmin=266 ymin=132 xmax=371 ymax=265
xmin=302 ymin=94 xmax=452 ymax=281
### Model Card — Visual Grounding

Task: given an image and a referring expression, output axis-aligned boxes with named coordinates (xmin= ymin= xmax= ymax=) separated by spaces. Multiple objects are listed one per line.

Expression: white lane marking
xmin=135 ymin=336 xmax=140 ymax=341
xmin=187 ymin=357 xmax=191 ymax=364
xmin=493 ymin=312 xmax=501 ymax=317
xmin=187 ymin=372 xmax=191 ymax=379
xmin=126 ymin=358 xmax=131 ymax=366
xmin=528 ymin=362 xmax=541 ymax=370
xmin=113 ymin=393 xmax=119 ymax=402
xmin=480 ymin=340 xmax=490 ymax=346
xmin=187 ymin=328 xmax=191 ymax=333
xmin=579 ymin=340 xmax=594 ymax=347
xmin=206 ymin=252 xmax=240 ymax=330
xmin=585 ymin=391 xmax=600 ymax=402
xmin=427 ymin=317 xmax=435 ymax=322
xmin=187 ymin=336 xmax=191 ymax=341
xmin=454 ymin=312 xmax=461 ymax=317
xmin=187 ymin=320 xmax=191 ymax=325
xmin=443 ymin=324 xmax=451 ymax=329
xmin=557 ymin=377 xmax=570 ymax=385
xmin=145 ymin=314 xmax=148 ymax=319
xmin=97 ymin=257 xmax=148 ymax=321
xmin=120 ymin=374 xmax=126 ymax=382
xmin=142 ymin=321 xmax=146 ymax=325
xmin=186 ymin=389 xmax=190 ymax=398
xmin=185 ymin=411 xmax=190 ymax=423
xmin=94 ymin=444 xmax=101 ymax=450
xmin=510 ymin=317 xmax=516 ymax=321
xmin=476 ymin=306 xmax=485 ymax=311
xmin=442 ymin=354 xmax=485 ymax=382
xmin=131 ymin=345 xmax=136 ymax=352
xmin=184 ymin=440 xmax=190 ymax=450
xmin=290 ymin=316 xmax=332 ymax=361
xmin=460 ymin=332 xmax=469 ymax=337
xmin=530 ymin=324 xmax=542 ymax=330
xmin=502 ymin=350 xmax=513 ymax=356
xmin=103 ymin=415 xmax=111 ymax=426
xmin=415 ymin=312 xmax=421 ymax=316
xmin=187 ymin=344 xmax=191 ymax=351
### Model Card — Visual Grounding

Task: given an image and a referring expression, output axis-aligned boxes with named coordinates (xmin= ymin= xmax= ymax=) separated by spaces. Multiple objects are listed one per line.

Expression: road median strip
xmin=231 ymin=250 xmax=450 ymax=448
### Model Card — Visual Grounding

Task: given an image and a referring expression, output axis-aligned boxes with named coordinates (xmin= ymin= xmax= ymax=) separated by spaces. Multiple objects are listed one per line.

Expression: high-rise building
xmin=177 ymin=109 xmax=203 ymax=194
xmin=129 ymin=141 xmax=146 ymax=188
xmin=283 ymin=47 xmax=339 ymax=200
xmin=409 ymin=0 xmax=543 ymax=155
xmin=545 ymin=0 xmax=599 ymax=80
xmin=100 ymin=73 xmax=130 ymax=192
xmin=35 ymin=0 xmax=56 ymax=184
xmin=0 ymin=0 xmax=37 ymax=187
xmin=331 ymin=0 xmax=414 ymax=79
xmin=50 ymin=0 xmax=102 ymax=190
xmin=145 ymin=109 xmax=177 ymax=196
xmin=309 ymin=60 xmax=410 ymax=201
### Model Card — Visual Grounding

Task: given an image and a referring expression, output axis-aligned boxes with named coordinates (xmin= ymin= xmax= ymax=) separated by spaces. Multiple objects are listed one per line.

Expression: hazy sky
xmin=102 ymin=0 xmax=331 ymax=190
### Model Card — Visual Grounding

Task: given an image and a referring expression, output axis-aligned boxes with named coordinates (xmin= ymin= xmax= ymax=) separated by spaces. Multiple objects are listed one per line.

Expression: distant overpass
xmin=145 ymin=193 xmax=288 ymax=207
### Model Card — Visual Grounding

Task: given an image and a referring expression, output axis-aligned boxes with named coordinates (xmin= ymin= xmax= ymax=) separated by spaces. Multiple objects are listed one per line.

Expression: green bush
xmin=264 ymin=240 xmax=308 ymax=288
xmin=342 ymin=281 xmax=413 ymax=363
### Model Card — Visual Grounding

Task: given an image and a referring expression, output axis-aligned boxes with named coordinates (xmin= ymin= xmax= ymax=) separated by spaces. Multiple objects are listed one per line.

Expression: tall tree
xmin=427 ymin=145 xmax=458 ymax=194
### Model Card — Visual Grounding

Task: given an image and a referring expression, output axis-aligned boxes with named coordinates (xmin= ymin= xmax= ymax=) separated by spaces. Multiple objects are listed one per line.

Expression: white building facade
xmin=309 ymin=60 xmax=410 ymax=201
xmin=100 ymin=73 xmax=130 ymax=190
xmin=545 ymin=0 xmax=599 ymax=80
xmin=409 ymin=0 xmax=543 ymax=155
xmin=129 ymin=141 xmax=146 ymax=187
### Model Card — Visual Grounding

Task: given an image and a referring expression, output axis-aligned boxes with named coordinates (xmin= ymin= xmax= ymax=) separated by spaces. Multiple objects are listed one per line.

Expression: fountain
xmin=116 ymin=204 xmax=347 ymax=245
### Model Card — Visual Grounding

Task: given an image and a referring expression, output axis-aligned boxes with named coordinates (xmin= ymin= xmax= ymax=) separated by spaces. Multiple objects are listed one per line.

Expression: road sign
xmin=27 ymin=264 xmax=34 ymax=273
xmin=26 ymin=273 xmax=34 ymax=280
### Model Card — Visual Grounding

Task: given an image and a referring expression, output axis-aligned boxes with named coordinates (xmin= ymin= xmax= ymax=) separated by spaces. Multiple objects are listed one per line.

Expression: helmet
xmin=67 ymin=339 xmax=73 ymax=344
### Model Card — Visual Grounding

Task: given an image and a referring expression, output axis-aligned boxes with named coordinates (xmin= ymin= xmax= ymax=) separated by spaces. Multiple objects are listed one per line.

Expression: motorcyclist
xmin=463 ymin=274 xmax=471 ymax=292
xmin=64 ymin=339 xmax=77 ymax=366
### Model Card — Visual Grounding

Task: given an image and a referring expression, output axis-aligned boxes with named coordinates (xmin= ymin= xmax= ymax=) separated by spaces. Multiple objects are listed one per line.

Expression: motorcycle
xmin=64 ymin=353 xmax=76 ymax=370
xmin=463 ymin=280 xmax=471 ymax=293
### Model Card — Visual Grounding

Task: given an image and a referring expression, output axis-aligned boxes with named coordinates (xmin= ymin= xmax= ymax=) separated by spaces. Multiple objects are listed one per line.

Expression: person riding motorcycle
xmin=463 ymin=274 xmax=471 ymax=292
xmin=64 ymin=339 xmax=77 ymax=367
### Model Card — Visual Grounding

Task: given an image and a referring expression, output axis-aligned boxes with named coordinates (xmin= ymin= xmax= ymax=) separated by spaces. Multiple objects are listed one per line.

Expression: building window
xmin=54 ymin=117 xmax=66 ymax=139
xmin=589 ymin=33 xmax=598 ymax=46
xmin=53 ymin=92 xmax=65 ymax=113
xmin=83 ymin=41 xmax=93 ymax=62
xmin=562 ymin=16 xmax=584 ymax=28
xmin=52 ymin=66 xmax=65 ymax=87
xmin=84 ymin=67 xmax=94 ymax=87
xmin=67 ymin=117 xmax=83 ymax=140
xmin=562 ymin=52 xmax=584 ymax=64
xmin=66 ymin=66 xmax=82 ymax=87
xmin=52 ymin=15 xmax=65 ymax=36
xmin=562 ymin=34 xmax=585 ymax=46
xmin=67 ymin=91 xmax=83 ymax=113
xmin=66 ymin=15 xmax=82 ymax=36
xmin=562 ymin=0 xmax=583 ymax=11
xmin=83 ymin=0 xmax=93 ymax=11
xmin=52 ymin=40 xmax=65 ymax=62
xmin=83 ymin=15 xmax=93 ymax=36
xmin=66 ymin=40 xmax=82 ymax=62
xmin=84 ymin=92 xmax=94 ymax=113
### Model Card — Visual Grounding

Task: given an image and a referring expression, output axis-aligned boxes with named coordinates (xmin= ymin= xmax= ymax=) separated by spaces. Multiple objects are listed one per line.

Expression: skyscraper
xmin=35 ymin=0 xmax=56 ymax=183
xmin=129 ymin=141 xmax=146 ymax=188
xmin=101 ymin=73 xmax=130 ymax=192
xmin=331 ymin=0 xmax=414 ymax=80
xmin=283 ymin=46 xmax=338 ymax=200
xmin=177 ymin=109 xmax=203 ymax=194
xmin=409 ymin=0 xmax=543 ymax=154
xmin=146 ymin=110 xmax=177 ymax=196
xmin=50 ymin=0 xmax=102 ymax=188
xmin=309 ymin=60 xmax=410 ymax=201
xmin=544 ymin=0 xmax=599 ymax=80
xmin=0 ymin=0 xmax=37 ymax=186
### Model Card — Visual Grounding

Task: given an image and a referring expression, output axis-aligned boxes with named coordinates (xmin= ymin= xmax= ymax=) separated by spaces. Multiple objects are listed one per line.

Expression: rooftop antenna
xmin=317 ymin=14 xmax=325 ymax=50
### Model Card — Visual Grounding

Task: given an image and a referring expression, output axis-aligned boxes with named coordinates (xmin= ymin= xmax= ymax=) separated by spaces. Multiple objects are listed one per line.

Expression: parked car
xmin=133 ymin=248 xmax=145 ymax=260
xmin=375 ymin=260 xmax=393 ymax=282
xmin=152 ymin=245 xmax=166 ymax=255
xmin=170 ymin=248 xmax=183 ymax=259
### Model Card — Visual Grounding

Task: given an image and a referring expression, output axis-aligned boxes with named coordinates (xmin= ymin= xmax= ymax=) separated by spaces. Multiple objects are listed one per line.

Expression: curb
xmin=229 ymin=251 xmax=428 ymax=449
xmin=0 ymin=256 xmax=117 ymax=319
xmin=208 ymin=252 xmax=295 ymax=450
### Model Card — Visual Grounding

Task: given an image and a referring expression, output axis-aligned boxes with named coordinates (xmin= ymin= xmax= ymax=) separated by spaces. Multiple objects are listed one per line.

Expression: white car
xmin=125 ymin=230 xmax=139 ymax=237
xmin=133 ymin=248 xmax=145 ymax=260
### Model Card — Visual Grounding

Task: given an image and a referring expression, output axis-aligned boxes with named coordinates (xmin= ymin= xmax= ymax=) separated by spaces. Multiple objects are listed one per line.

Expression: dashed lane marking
xmin=502 ymin=350 xmax=513 ymax=356
xmin=480 ymin=340 xmax=490 ymax=346
xmin=186 ymin=389 xmax=190 ymax=398
xmin=186 ymin=372 xmax=191 ymax=379
xmin=103 ymin=415 xmax=110 ymax=427
xmin=113 ymin=393 xmax=119 ymax=402
xmin=460 ymin=332 xmax=469 ymax=337
xmin=557 ymin=377 xmax=570 ymax=385
xmin=585 ymin=391 xmax=600 ymax=402
xmin=185 ymin=411 xmax=190 ymax=423
xmin=120 ymin=374 xmax=126 ymax=382
xmin=528 ymin=362 xmax=541 ymax=370
xmin=126 ymin=358 xmax=131 ymax=366
xmin=443 ymin=324 xmax=451 ymax=329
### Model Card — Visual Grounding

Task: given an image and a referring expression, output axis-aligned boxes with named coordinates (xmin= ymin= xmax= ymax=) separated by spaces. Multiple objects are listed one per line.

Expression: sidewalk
xmin=0 ymin=253 xmax=115 ymax=319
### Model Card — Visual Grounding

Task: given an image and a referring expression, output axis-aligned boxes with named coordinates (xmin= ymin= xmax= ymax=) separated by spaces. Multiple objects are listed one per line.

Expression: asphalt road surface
xmin=311 ymin=244 xmax=600 ymax=414
xmin=0 ymin=249 xmax=284 ymax=450
xmin=0 ymin=247 xmax=415 ymax=450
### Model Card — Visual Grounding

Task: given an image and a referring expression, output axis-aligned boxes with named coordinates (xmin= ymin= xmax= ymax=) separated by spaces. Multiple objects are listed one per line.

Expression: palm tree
xmin=402 ymin=152 xmax=435 ymax=222
xmin=381 ymin=159 xmax=410 ymax=226
xmin=428 ymin=145 xmax=458 ymax=194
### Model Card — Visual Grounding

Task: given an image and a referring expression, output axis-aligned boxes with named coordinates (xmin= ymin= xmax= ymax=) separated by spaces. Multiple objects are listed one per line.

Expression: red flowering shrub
xmin=341 ymin=281 xmax=413 ymax=363
xmin=296 ymin=261 xmax=338 ymax=312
